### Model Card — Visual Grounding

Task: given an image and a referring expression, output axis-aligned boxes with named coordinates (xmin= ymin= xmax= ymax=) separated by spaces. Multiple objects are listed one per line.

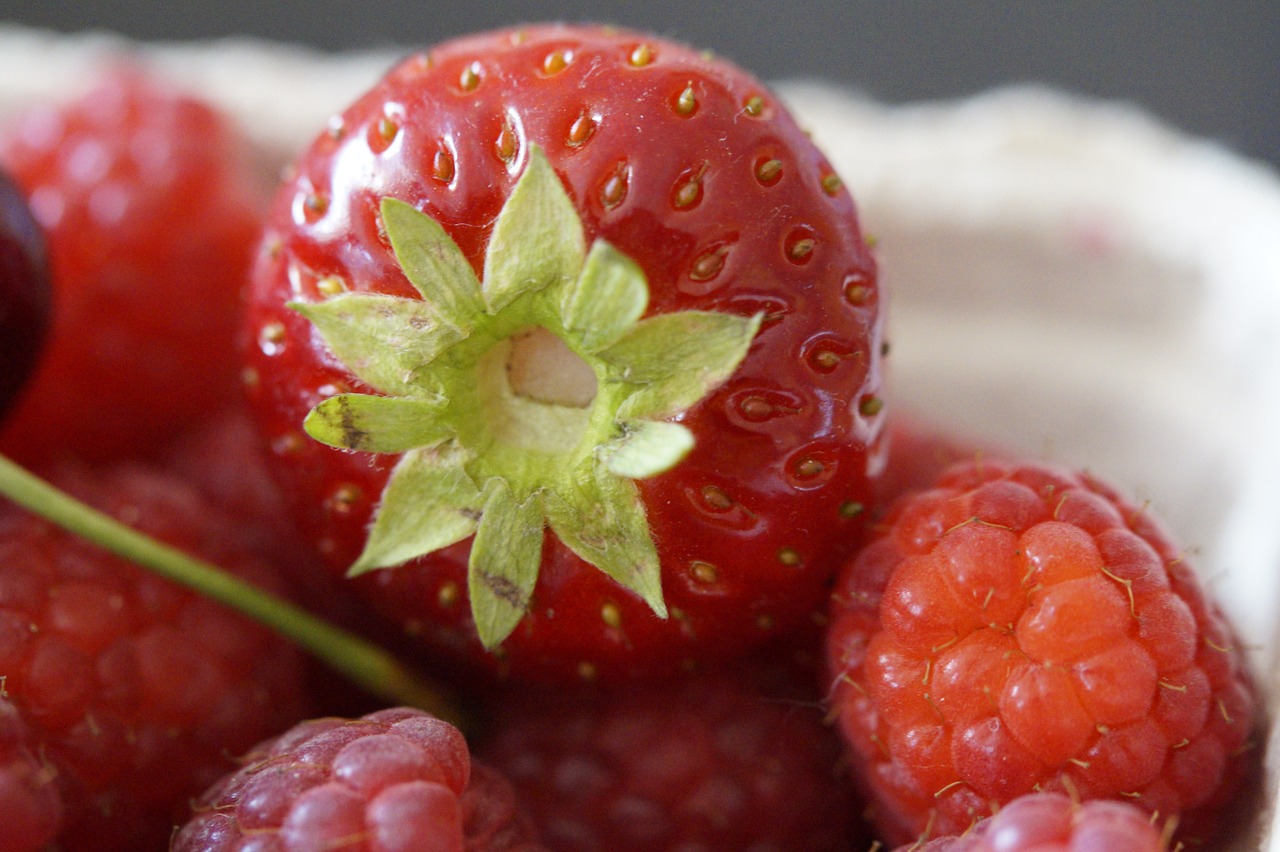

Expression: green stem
xmin=0 ymin=453 xmax=466 ymax=730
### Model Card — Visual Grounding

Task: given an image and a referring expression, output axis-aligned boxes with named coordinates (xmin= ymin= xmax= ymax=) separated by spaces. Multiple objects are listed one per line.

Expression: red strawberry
xmin=899 ymin=792 xmax=1169 ymax=851
xmin=0 ymin=165 xmax=50 ymax=419
xmin=0 ymin=462 xmax=310 ymax=850
xmin=0 ymin=63 xmax=264 ymax=464
xmin=173 ymin=706 xmax=546 ymax=851
xmin=824 ymin=458 xmax=1258 ymax=848
xmin=244 ymin=23 xmax=886 ymax=683
xmin=477 ymin=645 xmax=868 ymax=851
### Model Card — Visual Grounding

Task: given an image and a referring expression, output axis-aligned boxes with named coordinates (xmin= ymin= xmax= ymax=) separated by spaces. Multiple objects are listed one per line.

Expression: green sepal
xmin=304 ymin=393 xmax=451 ymax=453
xmin=609 ymin=311 xmax=764 ymax=420
xmin=293 ymin=144 xmax=770 ymax=645
xmin=544 ymin=468 xmax=666 ymax=618
xmin=290 ymin=294 xmax=464 ymax=397
xmin=562 ymin=240 xmax=649 ymax=353
xmin=468 ymin=479 xmax=545 ymax=649
xmin=598 ymin=420 xmax=695 ymax=479
xmin=381 ymin=197 xmax=484 ymax=330
xmin=348 ymin=444 xmax=482 ymax=576
xmin=483 ymin=146 xmax=586 ymax=314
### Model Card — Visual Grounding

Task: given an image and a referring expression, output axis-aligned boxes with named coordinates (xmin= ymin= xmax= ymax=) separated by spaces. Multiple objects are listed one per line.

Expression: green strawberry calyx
xmin=291 ymin=146 xmax=762 ymax=650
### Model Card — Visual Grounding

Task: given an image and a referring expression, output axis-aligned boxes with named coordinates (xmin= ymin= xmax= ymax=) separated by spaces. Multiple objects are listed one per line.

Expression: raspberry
xmin=478 ymin=650 xmax=867 ymax=851
xmin=0 ymin=695 xmax=62 ymax=850
xmin=162 ymin=406 xmax=402 ymax=718
xmin=875 ymin=414 xmax=991 ymax=507
xmin=825 ymin=459 xmax=1258 ymax=848
xmin=161 ymin=408 xmax=372 ymax=627
xmin=0 ymin=63 xmax=264 ymax=464
xmin=0 ymin=462 xmax=310 ymax=850
xmin=173 ymin=707 xmax=546 ymax=851
xmin=901 ymin=792 xmax=1168 ymax=851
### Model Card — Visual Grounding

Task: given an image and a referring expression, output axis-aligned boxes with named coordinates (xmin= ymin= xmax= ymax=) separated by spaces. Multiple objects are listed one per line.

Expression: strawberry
xmin=900 ymin=791 xmax=1169 ymax=851
xmin=173 ymin=706 xmax=546 ymax=851
xmin=0 ymin=165 xmax=50 ymax=419
xmin=0 ymin=461 xmax=311 ymax=850
xmin=0 ymin=63 xmax=265 ymax=464
xmin=244 ymin=23 xmax=886 ymax=683
xmin=476 ymin=644 xmax=868 ymax=851
xmin=824 ymin=458 xmax=1259 ymax=848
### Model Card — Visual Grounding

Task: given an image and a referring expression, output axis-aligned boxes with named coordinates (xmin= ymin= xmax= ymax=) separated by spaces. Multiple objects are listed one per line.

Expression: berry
xmin=0 ymin=64 xmax=264 ymax=464
xmin=0 ymin=462 xmax=310 ymax=850
xmin=0 ymin=695 xmax=62 ymax=851
xmin=875 ymin=414 xmax=990 ymax=507
xmin=900 ymin=792 xmax=1168 ymax=851
xmin=162 ymin=406 xmax=409 ymax=718
xmin=0 ymin=165 xmax=50 ymax=419
xmin=824 ymin=458 xmax=1258 ymax=847
xmin=477 ymin=650 xmax=867 ymax=851
xmin=161 ymin=407 xmax=375 ymax=630
xmin=174 ymin=706 xmax=545 ymax=851
xmin=244 ymin=23 xmax=885 ymax=683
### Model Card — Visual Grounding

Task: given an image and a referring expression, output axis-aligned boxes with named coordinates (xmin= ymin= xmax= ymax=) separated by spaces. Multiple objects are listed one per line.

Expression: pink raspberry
xmin=825 ymin=458 xmax=1259 ymax=848
xmin=901 ymin=792 xmax=1168 ymax=851
xmin=174 ymin=707 xmax=545 ymax=851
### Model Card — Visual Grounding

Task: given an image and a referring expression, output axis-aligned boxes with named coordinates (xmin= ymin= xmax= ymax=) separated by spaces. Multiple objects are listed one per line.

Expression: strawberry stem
xmin=0 ymin=453 xmax=467 ymax=729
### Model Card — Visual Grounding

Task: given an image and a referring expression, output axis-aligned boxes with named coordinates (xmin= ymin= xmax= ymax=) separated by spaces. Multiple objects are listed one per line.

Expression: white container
xmin=3 ymin=25 xmax=1276 ymax=850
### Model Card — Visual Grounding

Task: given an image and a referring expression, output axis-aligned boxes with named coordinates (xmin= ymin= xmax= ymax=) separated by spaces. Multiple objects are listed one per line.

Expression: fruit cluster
xmin=0 ymin=22 xmax=1265 ymax=851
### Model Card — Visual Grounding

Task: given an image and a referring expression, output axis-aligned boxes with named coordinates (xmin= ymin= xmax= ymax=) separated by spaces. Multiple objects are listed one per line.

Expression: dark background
xmin=3 ymin=1 xmax=1277 ymax=170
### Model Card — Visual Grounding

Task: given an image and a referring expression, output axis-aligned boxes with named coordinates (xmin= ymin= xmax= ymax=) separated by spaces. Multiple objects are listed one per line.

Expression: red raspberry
xmin=0 ymin=695 xmax=62 ymax=851
xmin=162 ymin=406 xmax=402 ymax=718
xmin=825 ymin=459 xmax=1258 ymax=848
xmin=875 ymin=414 xmax=991 ymax=507
xmin=0 ymin=463 xmax=310 ymax=850
xmin=478 ymin=650 xmax=867 ymax=851
xmin=900 ymin=792 xmax=1168 ymax=851
xmin=161 ymin=408 xmax=369 ymax=625
xmin=174 ymin=707 xmax=546 ymax=851
xmin=0 ymin=63 xmax=264 ymax=464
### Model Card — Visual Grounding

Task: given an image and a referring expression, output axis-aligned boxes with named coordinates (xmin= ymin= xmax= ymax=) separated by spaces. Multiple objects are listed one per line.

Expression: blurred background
xmin=2 ymin=0 xmax=1277 ymax=169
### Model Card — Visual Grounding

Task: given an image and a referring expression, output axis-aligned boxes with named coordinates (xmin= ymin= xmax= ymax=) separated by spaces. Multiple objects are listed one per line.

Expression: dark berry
xmin=0 ymin=166 xmax=50 ymax=419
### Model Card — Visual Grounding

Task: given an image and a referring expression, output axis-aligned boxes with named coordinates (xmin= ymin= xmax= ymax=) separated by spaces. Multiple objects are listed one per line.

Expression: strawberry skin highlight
xmin=825 ymin=458 xmax=1259 ymax=848
xmin=244 ymin=24 xmax=886 ymax=683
